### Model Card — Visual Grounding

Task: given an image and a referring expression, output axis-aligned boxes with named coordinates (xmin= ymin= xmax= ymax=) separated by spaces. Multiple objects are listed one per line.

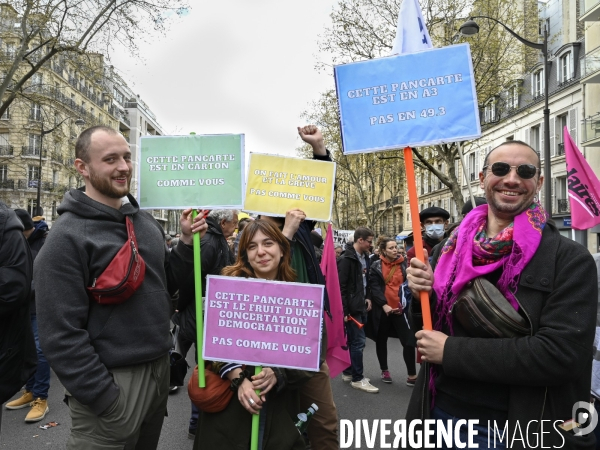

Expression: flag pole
xmin=403 ymin=147 xmax=432 ymax=331
xmin=457 ymin=142 xmax=476 ymax=212
xmin=192 ymin=209 xmax=205 ymax=388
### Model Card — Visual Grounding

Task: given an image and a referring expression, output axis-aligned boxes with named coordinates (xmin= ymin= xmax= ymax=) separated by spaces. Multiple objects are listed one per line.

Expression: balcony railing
xmin=0 ymin=179 xmax=14 ymax=189
xmin=581 ymin=46 xmax=600 ymax=80
xmin=580 ymin=0 xmax=600 ymax=21
xmin=18 ymin=179 xmax=38 ymax=190
xmin=0 ymin=145 xmax=13 ymax=156
xmin=17 ymin=180 xmax=60 ymax=191
xmin=557 ymin=198 xmax=570 ymax=214
xmin=581 ymin=114 xmax=600 ymax=145
xmin=21 ymin=147 xmax=47 ymax=158
xmin=152 ymin=210 xmax=167 ymax=221
xmin=51 ymin=152 xmax=64 ymax=164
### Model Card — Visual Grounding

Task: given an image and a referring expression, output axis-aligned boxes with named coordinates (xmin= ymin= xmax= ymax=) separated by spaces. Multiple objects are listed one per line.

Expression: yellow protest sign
xmin=244 ymin=154 xmax=336 ymax=221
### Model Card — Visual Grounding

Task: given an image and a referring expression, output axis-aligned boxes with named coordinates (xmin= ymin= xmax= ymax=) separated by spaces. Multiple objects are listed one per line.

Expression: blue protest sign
xmin=334 ymin=44 xmax=481 ymax=154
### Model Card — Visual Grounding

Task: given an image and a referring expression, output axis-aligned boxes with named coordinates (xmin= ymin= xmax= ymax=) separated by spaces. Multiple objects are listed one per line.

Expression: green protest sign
xmin=138 ymin=134 xmax=245 ymax=209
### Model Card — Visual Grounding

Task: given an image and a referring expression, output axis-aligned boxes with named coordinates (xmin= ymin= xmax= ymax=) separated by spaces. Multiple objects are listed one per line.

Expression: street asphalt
xmin=0 ymin=338 xmax=416 ymax=449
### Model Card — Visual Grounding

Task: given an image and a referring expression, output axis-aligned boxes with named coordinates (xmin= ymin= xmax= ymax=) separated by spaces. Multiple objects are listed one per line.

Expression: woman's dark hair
xmin=221 ymin=220 xmax=296 ymax=282
xmin=377 ymin=235 xmax=396 ymax=254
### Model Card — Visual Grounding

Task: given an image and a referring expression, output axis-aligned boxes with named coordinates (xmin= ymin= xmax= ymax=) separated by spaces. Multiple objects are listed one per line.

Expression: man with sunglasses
xmin=405 ymin=140 xmax=597 ymax=449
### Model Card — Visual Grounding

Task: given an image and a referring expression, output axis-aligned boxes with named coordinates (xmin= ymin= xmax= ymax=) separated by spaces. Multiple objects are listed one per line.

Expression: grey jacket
xmin=35 ymin=189 xmax=194 ymax=415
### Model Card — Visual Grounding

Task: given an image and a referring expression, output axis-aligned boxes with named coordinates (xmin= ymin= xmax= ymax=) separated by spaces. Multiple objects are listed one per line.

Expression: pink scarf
xmin=427 ymin=202 xmax=546 ymax=405
xmin=432 ymin=202 xmax=546 ymax=334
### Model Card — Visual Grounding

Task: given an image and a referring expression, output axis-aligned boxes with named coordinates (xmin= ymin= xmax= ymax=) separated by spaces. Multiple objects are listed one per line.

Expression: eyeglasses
xmin=482 ymin=162 xmax=538 ymax=180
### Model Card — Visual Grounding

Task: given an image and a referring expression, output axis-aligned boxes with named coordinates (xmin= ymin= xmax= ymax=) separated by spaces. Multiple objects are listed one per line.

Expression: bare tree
xmin=298 ymin=89 xmax=405 ymax=231
xmin=0 ymin=0 xmax=188 ymax=118
xmin=313 ymin=0 xmax=536 ymax=211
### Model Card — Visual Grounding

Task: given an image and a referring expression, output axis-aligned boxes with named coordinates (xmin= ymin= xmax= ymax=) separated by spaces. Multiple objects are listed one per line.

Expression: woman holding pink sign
xmin=192 ymin=220 xmax=310 ymax=450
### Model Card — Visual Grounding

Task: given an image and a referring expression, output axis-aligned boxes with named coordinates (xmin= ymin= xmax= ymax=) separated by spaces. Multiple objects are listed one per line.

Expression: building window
xmin=559 ymin=52 xmax=571 ymax=84
xmin=52 ymin=201 xmax=57 ymax=218
xmin=5 ymin=42 xmax=14 ymax=58
xmin=556 ymin=177 xmax=568 ymax=213
xmin=28 ymin=165 xmax=40 ymax=183
xmin=30 ymin=103 xmax=41 ymax=121
xmin=468 ymin=152 xmax=476 ymax=181
xmin=29 ymin=134 xmax=41 ymax=153
xmin=533 ymin=70 xmax=544 ymax=97
xmin=530 ymin=125 xmax=541 ymax=152
xmin=114 ymin=89 xmax=124 ymax=104
xmin=507 ymin=85 xmax=518 ymax=110
xmin=484 ymin=99 xmax=496 ymax=123
xmin=556 ymin=114 xmax=568 ymax=155
xmin=0 ymin=165 xmax=7 ymax=181
xmin=0 ymin=104 xmax=8 ymax=120
xmin=27 ymin=199 xmax=37 ymax=216
xmin=30 ymin=73 xmax=42 ymax=89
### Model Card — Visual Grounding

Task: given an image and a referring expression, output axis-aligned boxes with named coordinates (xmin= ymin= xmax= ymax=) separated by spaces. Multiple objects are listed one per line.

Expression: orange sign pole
xmin=403 ymin=147 xmax=432 ymax=331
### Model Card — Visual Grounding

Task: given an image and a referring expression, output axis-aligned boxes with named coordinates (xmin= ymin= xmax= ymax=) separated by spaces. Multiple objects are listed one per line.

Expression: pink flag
xmin=564 ymin=126 xmax=600 ymax=230
xmin=320 ymin=223 xmax=350 ymax=378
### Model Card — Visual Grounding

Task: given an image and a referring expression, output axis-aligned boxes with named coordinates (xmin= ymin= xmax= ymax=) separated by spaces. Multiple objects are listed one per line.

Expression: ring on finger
xmin=248 ymin=398 xmax=255 ymax=405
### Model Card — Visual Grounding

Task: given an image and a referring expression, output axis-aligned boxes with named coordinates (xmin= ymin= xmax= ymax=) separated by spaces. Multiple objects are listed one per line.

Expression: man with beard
xmin=34 ymin=126 xmax=208 ymax=449
xmin=406 ymin=141 xmax=597 ymax=449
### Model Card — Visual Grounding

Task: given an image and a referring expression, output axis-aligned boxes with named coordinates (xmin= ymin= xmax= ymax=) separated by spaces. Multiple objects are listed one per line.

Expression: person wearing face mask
xmin=406 ymin=207 xmax=450 ymax=264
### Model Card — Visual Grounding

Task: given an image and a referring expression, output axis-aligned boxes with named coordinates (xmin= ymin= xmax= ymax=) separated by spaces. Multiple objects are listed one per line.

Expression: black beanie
xmin=14 ymin=209 xmax=34 ymax=230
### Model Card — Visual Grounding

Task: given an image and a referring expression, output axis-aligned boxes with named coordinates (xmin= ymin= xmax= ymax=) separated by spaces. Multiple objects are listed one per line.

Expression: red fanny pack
xmin=87 ymin=216 xmax=146 ymax=305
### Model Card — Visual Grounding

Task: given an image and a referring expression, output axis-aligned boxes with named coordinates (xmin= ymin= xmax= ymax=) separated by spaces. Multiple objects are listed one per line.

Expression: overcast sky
xmin=110 ymin=1 xmax=338 ymax=157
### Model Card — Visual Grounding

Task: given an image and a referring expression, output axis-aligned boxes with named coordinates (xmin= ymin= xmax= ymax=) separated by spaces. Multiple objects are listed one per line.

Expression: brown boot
xmin=25 ymin=398 xmax=49 ymax=423
xmin=5 ymin=390 xmax=33 ymax=410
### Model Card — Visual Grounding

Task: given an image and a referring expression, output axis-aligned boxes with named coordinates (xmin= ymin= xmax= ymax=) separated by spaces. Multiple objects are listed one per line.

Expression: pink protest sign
xmin=203 ymin=275 xmax=324 ymax=371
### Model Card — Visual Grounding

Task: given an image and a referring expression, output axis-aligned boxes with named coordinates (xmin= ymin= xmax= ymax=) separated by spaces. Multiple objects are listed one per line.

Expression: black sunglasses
xmin=482 ymin=162 xmax=538 ymax=180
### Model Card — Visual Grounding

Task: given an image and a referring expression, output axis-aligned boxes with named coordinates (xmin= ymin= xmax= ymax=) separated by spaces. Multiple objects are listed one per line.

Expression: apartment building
xmin=0 ymin=4 xmax=179 ymax=233
xmin=580 ymin=0 xmax=600 ymax=251
xmin=0 ymin=4 xmax=117 ymax=224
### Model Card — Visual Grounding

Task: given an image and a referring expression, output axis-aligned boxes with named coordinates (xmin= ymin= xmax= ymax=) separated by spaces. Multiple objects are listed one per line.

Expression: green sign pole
xmin=251 ymin=365 xmax=262 ymax=450
xmin=193 ymin=209 xmax=205 ymax=388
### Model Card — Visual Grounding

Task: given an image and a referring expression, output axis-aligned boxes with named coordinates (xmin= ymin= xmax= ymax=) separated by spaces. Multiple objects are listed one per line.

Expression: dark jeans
xmin=343 ymin=313 xmax=367 ymax=382
xmin=25 ymin=314 xmax=50 ymax=399
xmin=431 ymin=406 xmax=506 ymax=450
xmin=375 ymin=312 xmax=416 ymax=376
xmin=178 ymin=333 xmax=199 ymax=433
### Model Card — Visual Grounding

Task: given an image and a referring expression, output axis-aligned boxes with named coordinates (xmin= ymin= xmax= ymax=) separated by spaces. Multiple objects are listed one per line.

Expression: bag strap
xmin=384 ymin=264 xmax=397 ymax=285
xmin=125 ymin=216 xmax=140 ymax=257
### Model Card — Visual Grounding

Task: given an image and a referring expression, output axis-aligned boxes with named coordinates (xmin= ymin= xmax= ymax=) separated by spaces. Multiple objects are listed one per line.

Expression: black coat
xmin=175 ymin=216 xmax=234 ymax=342
xmin=337 ymin=243 xmax=370 ymax=316
xmin=200 ymin=216 xmax=235 ymax=294
xmin=27 ymin=221 xmax=48 ymax=314
xmin=406 ymin=222 xmax=598 ymax=450
xmin=367 ymin=258 xmax=407 ymax=340
xmin=0 ymin=203 xmax=36 ymax=403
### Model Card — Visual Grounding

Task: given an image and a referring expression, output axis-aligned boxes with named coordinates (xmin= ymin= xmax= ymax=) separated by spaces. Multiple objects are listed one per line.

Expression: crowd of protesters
xmin=1 ymin=126 xmax=600 ymax=450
